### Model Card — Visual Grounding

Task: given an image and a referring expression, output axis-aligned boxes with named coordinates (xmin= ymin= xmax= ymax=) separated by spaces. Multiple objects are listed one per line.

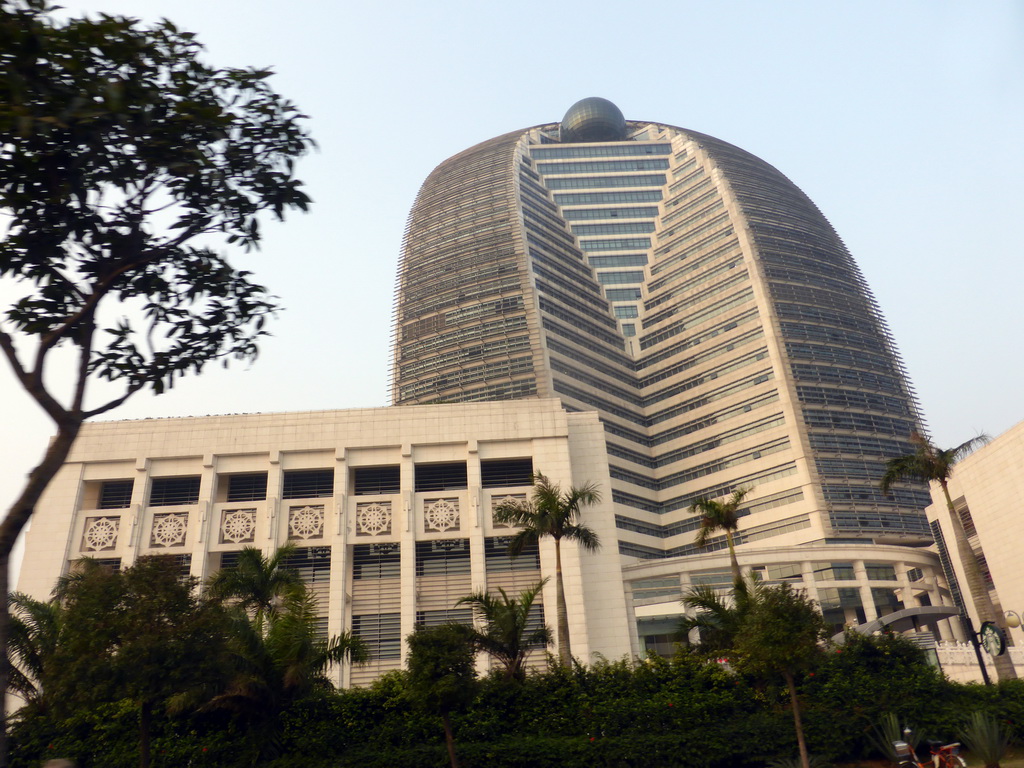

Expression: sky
xmin=2 ymin=1 xmax=1023 ymax=574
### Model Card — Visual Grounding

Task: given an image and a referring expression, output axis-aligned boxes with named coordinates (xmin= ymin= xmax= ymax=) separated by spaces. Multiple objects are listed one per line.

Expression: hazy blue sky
xmin=3 ymin=1 xmax=1023 ymax=547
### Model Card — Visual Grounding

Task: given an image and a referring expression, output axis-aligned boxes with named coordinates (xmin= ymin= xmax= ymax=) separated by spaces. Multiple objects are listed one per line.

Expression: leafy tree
xmin=731 ymin=582 xmax=828 ymax=768
xmin=493 ymin=474 xmax=601 ymax=667
xmin=48 ymin=557 xmax=230 ymax=768
xmin=456 ymin=579 xmax=551 ymax=681
xmin=406 ymin=624 xmax=479 ymax=768
xmin=0 ymin=2 xmax=312 ymax=754
xmin=880 ymin=432 xmax=1016 ymax=682
xmin=691 ymin=487 xmax=750 ymax=586
xmin=205 ymin=586 xmax=367 ymax=764
xmin=680 ymin=578 xmax=827 ymax=768
xmin=207 ymin=544 xmax=304 ymax=631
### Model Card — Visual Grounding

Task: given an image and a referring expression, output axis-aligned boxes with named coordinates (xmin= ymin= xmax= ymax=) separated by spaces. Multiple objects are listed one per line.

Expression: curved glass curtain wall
xmin=392 ymin=118 xmax=931 ymax=552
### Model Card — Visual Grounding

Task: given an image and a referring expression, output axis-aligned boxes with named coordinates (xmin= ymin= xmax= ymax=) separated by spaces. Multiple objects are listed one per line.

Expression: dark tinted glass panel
xmin=227 ymin=473 xmax=267 ymax=502
xmin=99 ymin=480 xmax=133 ymax=509
xmin=149 ymin=476 xmax=200 ymax=507
xmin=606 ymin=288 xmax=643 ymax=301
xmin=283 ymin=470 xmax=334 ymax=499
xmin=354 ymin=466 xmax=401 ymax=495
xmin=532 ymin=143 xmax=671 ymax=159
xmin=554 ymin=190 xmax=662 ymax=206
xmin=414 ymin=463 xmax=467 ymax=492
xmin=480 ymin=458 xmax=533 ymax=488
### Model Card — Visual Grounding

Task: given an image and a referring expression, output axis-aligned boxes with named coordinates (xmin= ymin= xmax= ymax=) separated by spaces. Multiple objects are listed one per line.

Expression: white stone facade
xmin=18 ymin=399 xmax=634 ymax=685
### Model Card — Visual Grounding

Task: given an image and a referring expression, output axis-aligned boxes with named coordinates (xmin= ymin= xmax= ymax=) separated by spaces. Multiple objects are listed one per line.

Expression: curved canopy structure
xmin=832 ymin=605 xmax=962 ymax=643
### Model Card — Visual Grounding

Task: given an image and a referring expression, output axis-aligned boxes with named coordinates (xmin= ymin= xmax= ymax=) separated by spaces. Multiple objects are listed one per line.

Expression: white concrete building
xmin=925 ymin=420 xmax=1024 ymax=649
xmin=18 ymin=400 xmax=633 ymax=685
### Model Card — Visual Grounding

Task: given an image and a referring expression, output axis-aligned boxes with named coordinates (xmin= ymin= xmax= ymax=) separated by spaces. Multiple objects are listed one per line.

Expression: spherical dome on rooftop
xmin=560 ymin=97 xmax=627 ymax=143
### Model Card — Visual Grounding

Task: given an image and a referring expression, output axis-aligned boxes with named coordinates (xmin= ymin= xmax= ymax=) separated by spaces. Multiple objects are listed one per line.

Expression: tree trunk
xmin=940 ymin=479 xmax=1016 ymax=681
xmin=554 ymin=538 xmax=571 ymax=667
xmin=139 ymin=700 xmax=152 ymax=768
xmin=725 ymin=530 xmax=741 ymax=587
xmin=441 ymin=712 xmax=459 ymax=768
xmin=0 ymin=424 xmax=82 ymax=768
xmin=783 ymin=670 xmax=810 ymax=768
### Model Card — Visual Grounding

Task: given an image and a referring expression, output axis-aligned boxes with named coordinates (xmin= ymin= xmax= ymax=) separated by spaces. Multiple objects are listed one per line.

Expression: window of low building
xmin=149 ymin=476 xmax=201 ymax=507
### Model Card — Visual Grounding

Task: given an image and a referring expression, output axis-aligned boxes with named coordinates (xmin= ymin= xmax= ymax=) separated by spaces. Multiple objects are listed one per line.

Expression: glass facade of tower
xmin=392 ymin=112 xmax=931 ymax=561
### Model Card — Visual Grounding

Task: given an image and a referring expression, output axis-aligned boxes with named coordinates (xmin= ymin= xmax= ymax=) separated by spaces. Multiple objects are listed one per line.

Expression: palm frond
xmin=951 ymin=433 xmax=991 ymax=462
xmin=880 ymin=453 xmax=927 ymax=493
xmin=456 ymin=579 xmax=550 ymax=680
xmin=881 ymin=432 xmax=990 ymax=494
xmin=507 ymin=528 xmax=539 ymax=557
xmin=564 ymin=523 xmax=600 ymax=551
xmin=691 ymin=488 xmax=749 ymax=549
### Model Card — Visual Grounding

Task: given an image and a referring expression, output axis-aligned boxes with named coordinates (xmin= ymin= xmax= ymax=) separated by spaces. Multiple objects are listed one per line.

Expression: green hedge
xmin=12 ymin=634 xmax=1024 ymax=768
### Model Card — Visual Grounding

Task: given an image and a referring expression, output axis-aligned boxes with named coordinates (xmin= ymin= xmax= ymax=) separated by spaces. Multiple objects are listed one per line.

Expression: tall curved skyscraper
xmin=393 ymin=98 xmax=931 ymax=566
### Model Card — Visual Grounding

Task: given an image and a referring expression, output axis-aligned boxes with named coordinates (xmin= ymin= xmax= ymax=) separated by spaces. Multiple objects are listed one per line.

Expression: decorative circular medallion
xmin=83 ymin=517 xmax=118 ymax=551
xmin=289 ymin=505 xmax=324 ymax=540
xmin=221 ymin=510 xmax=256 ymax=543
xmin=357 ymin=503 xmax=391 ymax=536
xmin=151 ymin=513 xmax=187 ymax=548
xmin=425 ymin=499 xmax=459 ymax=532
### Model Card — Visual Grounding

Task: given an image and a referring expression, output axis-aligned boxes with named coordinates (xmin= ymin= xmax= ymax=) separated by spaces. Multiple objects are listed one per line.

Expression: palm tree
xmin=881 ymin=431 xmax=1016 ymax=682
xmin=691 ymin=488 xmax=750 ymax=586
xmin=204 ymin=588 xmax=367 ymax=762
xmin=6 ymin=592 xmax=62 ymax=710
xmin=456 ymin=579 xmax=551 ymax=681
xmin=678 ymin=577 xmax=756 ymax=654
xmin=208 ymin=544 xmax=304 ymax=631
xmin=493 ymin=474 xmax=600 ymax=667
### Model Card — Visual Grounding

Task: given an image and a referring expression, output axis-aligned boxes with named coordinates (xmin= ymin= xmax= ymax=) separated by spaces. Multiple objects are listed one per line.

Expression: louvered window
xmin=480 ymin=459 xmax=533 ymax=488
xmin=149 ymin=476 xmax=200 ymax=506
xmin=281 ymin=546 xmax=331 ymax=583
xmin=353 ymin=543 xmax=401 ymax=580
xmin=354 ymin=466 xmax=400 ymax=495
xmin=415 ymin=609 xmax=473 ymax=627
xmin=226 ymin=473 xmax=267 ymax=502
xmin=352 ymin=613 xmax=401 ymax=660
xmin=414 ymin=463 xmax=467 ymax=492
xmin=416 ymin=539 xmax=471 ymax=577
xmin=282 ymin=470 xmax=334 ymax=499
xmin=99 ymin=480 xmax=133 ymax=509
xmin=484 ymin=538 xmax=540 ymax=572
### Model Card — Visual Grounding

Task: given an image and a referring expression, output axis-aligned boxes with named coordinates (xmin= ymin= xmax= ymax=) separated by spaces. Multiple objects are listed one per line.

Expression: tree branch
xmin=1 ymin=327 xmax=71 ymax=426
xmin=0 ymin=329 xmax=28 ymax=386
xmin=83 ymin=382 xmax=145 ymax=419
xmin=70 ymin=314 xmax=96 ymax=414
